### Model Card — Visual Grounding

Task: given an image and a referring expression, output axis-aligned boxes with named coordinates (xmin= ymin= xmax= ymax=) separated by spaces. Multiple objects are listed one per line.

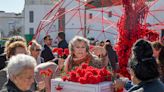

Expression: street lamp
xmin=84 ymin=0 xmax=94 ymax=38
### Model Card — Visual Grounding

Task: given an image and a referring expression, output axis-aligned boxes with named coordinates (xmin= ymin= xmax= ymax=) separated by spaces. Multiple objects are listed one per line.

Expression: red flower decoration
xmin=57 ymin=48 xmax=63 ymax=57
xmin=55 ymin=84 xmax=63 ymax=91
xmin=64 ymin=48 xmax=69 ymax=56
xmin=39 ymin=68 xmax=53 ymax=78
xmin=28 ymin=41 xmax=33 ymax=46
xmin=62 ymin=63 xmax=111 ymax=84
xmin=52 ymin=48 xmax=58 ymax=53
xmin=52 ymin=48 xmax=69 ymax=59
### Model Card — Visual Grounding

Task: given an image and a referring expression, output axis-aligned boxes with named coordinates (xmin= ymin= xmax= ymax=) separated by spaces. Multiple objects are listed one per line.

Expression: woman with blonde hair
xmin=64 ymin=36 xmax=107 ymax=72
xmin=28 ymin=40 xmax=44 ymax=65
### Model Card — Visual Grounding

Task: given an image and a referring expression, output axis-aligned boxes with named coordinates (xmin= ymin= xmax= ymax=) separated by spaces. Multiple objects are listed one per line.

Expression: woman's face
xmin=73 ymin=41 xmax=87 ymax=58
xmin=15 ymin=47 xmax=27 ymax=55
xmin=14 ymin=68 xmax=34 ymax=91
xmin=31 ymin=46 xmax=41 ymax=58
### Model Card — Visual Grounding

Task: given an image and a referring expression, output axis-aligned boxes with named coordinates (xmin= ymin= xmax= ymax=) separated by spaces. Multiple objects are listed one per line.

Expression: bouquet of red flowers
xmin=40 ymin=68 xmax=53 ymax=78
xmin=62 ymin=63 xmax=111 ymax=84
xmin=52 ymin=48 xmax=69 ymax=59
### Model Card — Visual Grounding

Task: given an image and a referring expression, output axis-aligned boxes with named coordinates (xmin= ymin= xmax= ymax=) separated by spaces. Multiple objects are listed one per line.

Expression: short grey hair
xmin=7 ymin=54 xmax=37 ymax=79
xmin=69 ymin=36 xmax=90 ymax=55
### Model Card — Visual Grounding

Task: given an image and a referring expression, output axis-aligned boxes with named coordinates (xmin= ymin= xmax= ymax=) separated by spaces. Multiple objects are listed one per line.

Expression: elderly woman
xmin=127 ymin=39 xmax=164 ymax=92
xmin=64 ymin=36 xmax=107 ymax=72
xmin=1 ymin=54 xmax=36 ymax=92
xmin=28 ymin=40 xmax=44 ymax=65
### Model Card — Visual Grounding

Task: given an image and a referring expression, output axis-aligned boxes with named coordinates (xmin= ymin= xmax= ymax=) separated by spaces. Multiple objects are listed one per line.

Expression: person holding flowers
xmin=34 ymin=58 xmax=64 ymax=92
xmin=64 ymin=36 xmax=108 ymax=73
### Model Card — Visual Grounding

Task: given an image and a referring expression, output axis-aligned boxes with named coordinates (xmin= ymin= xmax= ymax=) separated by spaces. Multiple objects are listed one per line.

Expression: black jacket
xmin=58 ymin=40 xmax=68 ymax=49
xmin=107 ymin=46 xmax=118 ymax=71
xmin=0 ymin=53 xmax=7 ymax=70
xmin=41 ymin=45 xmax=55 ymax=63
xmin=1 ymin=79 xmax=31 ymax=92
xmin=128 ymin=79 xmax=164 ymax=92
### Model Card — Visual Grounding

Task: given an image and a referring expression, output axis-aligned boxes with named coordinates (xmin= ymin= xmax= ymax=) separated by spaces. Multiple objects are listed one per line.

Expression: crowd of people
xmin=0 ymin=31 xmax=163 ymax=92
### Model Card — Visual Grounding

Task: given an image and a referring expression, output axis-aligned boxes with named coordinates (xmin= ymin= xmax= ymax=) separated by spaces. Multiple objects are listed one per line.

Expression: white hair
xmin=7 ymin=54 xmax=37 ymax=79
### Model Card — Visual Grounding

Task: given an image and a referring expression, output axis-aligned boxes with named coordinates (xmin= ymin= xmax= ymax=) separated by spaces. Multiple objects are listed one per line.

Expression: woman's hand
xmin=91 ymin=46 xmax=107 ymax=58
xmin=37 ymin=81 xmax=45 ymax=91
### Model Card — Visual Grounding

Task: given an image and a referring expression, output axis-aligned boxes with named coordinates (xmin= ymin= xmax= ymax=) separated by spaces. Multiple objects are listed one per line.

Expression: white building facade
xmin=24 ymin=0 xmax=53 ymax=35
xmin=24 ymin=0 xmax=164 ymax=44
xmin=0 ymin=11 xmax=24 ymax=38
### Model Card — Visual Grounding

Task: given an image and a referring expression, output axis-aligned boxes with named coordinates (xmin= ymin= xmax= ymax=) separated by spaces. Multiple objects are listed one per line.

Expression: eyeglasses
xmin=34 ymin=48 xmax=41 ymax=51
xmin=47 ymin=38 xmax=52 ymax=40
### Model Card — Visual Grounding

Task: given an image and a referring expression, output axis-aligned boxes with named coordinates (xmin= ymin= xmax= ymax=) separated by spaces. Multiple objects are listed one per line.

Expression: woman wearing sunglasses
xmin=28 ymin=40 xmax=44 ymax=65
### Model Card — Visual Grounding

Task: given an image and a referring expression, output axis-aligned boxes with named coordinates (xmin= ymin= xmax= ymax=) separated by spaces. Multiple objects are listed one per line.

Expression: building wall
xmin=24 ymin=0 xmax=164 ymax=44
xmin=24 ymin=5 xmax=53 ymax=34
xmin=0 ymin=11 xmax=24 ymax=38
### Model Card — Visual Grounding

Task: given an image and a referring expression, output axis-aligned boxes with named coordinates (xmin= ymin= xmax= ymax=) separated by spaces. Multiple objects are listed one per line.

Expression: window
xmin=29 ymin=28 xmax=34 ymax=35
xmin=108 ymin=11 xmax=112 ymax=18
xmin=29 ymin=11 xmax=34 ymax=23
xmin=89 ymin=13 xmax=92 ymax=19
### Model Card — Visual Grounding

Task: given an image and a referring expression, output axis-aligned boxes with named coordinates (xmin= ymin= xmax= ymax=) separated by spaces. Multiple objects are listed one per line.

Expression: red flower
xmin=55 ymin=84 xmax=63 ymax=91
xmin=52 ymin=48 xmax=58 ymax=53
xmin=47 ymin=68 xmax=53 ymax=74
xmin=62 ymin=76 xmax=68 ymax=81
xmin=28 ymin=41 xmax=33 ymax=46
xmin=62 ymin=63 xmax=111 ymax=84
xmin=81 ymin=63 xmax=88 ymax=69
xmin=79 ymin=77 xmax=87 ymax=84
xmin=58 ymin=48 xmax=63 ymax=57
xmin=39 ymin=68 xmax=53 ymax=78
xmin=64 ymin=48 xmax=69 ymax=56
xmin=40 ymin=70 xmax=47 ymax=78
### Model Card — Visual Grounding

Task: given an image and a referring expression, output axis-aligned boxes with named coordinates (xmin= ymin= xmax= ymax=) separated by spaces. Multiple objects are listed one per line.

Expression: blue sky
xmin=0 ymin=0 xmax=24 ymax=13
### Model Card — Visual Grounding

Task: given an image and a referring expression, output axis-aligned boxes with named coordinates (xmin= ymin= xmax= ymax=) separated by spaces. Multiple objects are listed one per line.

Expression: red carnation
xmin=64 ymin=48 xmax=69 ymax=56
xmin=62 ymin=76 xmax=68 ymax=81
xmin=58 ymin=48 xmax=63 ymax=57
xmin=52 ymin=48 xmax=58 ymax=53
xmin=79 ymin=77 xmax=87 ymax=84
xmin=47 ymin=68 xmax=53 ymax=74
xmin=55 ymin=84 xmax=63 ymax=91
xmin=81 ymin=63 xmax=88 ymax=69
